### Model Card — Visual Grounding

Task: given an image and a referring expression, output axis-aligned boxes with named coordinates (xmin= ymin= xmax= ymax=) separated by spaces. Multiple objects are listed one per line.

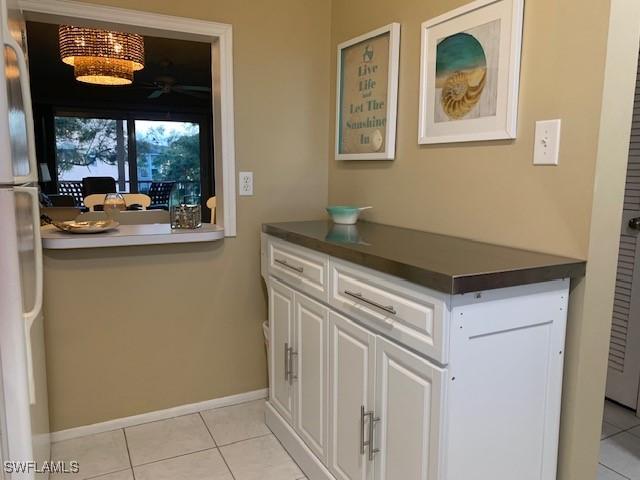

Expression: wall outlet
xmin=239 ymin=171 xmax=254 ymax=196
xmin=533 ymin=119 xmax=561 ymax=165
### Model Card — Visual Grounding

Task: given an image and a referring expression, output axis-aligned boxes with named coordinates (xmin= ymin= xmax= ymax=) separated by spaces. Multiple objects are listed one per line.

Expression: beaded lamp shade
xmin=58 ymin=25 xmax=145 ymax=86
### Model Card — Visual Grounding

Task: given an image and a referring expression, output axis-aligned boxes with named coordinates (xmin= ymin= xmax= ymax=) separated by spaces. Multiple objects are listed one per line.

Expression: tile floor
xmin=51 ymin=399 xmax=307 ymax=480
xmin=600 ymin=400 xmax=640 ymax=479
xmin=53 ymin=396 xmax=640 ymax=479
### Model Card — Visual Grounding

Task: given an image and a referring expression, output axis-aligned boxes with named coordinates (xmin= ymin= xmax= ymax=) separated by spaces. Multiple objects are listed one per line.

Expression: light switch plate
xmin=239 ymin=171 xmax=253 ymax=196
xmin=533 ymin=119 xmax=561 ymax=165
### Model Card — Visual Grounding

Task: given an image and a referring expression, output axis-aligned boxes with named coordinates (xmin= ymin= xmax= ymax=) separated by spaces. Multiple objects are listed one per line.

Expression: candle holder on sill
xmin=169 ymin=182 xmax=202 ymax=230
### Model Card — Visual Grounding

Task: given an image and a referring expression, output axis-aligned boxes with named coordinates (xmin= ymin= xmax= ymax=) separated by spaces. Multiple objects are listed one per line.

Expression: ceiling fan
xmin=140 ymin=75 xmax=211 ymax=99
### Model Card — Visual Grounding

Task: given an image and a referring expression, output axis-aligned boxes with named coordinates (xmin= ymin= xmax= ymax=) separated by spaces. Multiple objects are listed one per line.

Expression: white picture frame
xmin=335 ymin=23 xmax=400 ymax=160
xmin=418 ymin=0 xmax=524 ymax=144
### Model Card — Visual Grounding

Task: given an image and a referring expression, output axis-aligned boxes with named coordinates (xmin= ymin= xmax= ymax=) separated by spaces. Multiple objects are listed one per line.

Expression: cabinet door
xmin=294 ymin=293 xmax=328 ymax=462
xmin=328 ymin=311 xmax=376 ymax=480
xmin=374 ymin=336 xmax=445 ymax=480
xmin=269 ymin=279 xmax=295 ymax=424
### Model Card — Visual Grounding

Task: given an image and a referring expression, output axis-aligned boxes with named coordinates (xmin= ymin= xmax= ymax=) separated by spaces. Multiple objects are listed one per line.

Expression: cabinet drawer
xmin=267 ymin=237 xmax=329 ymax=302
xmin=330 ymin=259 xmax=449 ymax=364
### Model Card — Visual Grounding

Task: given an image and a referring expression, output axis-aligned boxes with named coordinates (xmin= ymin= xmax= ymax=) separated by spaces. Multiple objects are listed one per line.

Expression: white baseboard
xmin=51 ymin=388 xmax=268 ymax=443
xmin=265 ymin=401 xmax=335 ymax=480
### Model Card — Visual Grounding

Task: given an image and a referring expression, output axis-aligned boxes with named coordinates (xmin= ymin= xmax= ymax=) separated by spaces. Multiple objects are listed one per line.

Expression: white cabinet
xmin=295 ymin=294 xmax=329 ymax=462
xmin=374 ymin=335 xmax=445 ymax=480
xmin=264 ymin=235 xmax=570 ymax=480
xmin=269 ymin=278 xmax=295 ymax=424
xmin=326 ymin=311 xmax=445 ymax=480
xmin=328 ymin=311 xmax=376 ymax=480
xmin=269 ymin=279 xmax=330 ymax=463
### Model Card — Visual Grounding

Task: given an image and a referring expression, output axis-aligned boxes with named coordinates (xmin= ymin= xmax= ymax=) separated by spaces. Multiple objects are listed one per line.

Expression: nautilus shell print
xmin=435 ymin=32 xmax=489 ymax=121
xmin=441 ymin=68 xmax=487 ymax=119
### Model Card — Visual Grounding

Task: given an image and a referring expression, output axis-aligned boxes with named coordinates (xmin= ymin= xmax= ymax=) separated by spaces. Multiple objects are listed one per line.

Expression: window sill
xmin=41 ymin=223 xmax=224 ymax=250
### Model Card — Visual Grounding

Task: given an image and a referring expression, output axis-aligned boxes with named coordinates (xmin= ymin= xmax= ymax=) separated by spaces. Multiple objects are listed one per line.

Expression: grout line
xmin=132 ymin=446 xmax=218 ymax=468
xmin=602 ymin=422 xmax=640 ymax=440
xmin=216 ymin=432 xmax=273 ymax=448
xmin=122 ymin=428 xmax=136 ymax=480
xmin=198 ymin=412 xmax=218 ymax=447
xmin=599 ymin=462 xmax=632 ymax=479
xmin=213 ymin=445 xmax=237 ymax=480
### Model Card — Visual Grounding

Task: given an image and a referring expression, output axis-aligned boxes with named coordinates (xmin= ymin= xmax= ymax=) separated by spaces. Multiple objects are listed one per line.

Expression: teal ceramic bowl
xmin=326 ymin=205 xmax=372 ymax=225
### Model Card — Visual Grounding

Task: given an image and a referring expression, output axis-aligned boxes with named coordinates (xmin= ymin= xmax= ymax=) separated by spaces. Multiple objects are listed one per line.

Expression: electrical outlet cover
xmin=239 ymin=171 xmax=254 ymax=196
xmin=533 ymin=119 xmax=561 ymax=165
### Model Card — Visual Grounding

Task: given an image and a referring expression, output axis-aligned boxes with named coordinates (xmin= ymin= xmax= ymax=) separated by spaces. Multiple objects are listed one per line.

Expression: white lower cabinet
xmin=295 ymin=293 xmax=329 ymax=462
xmin=264 ymin=237 xmax=571 ymax=480
xmin=327 ymin=311 xmax=445 ymax=480
xmin=374 ymin=335 xmax=445 ymax=480
xmin=269 ymin=278 xmax=295 ymax=424
xmin=328 ymin=311 xmax=376 ymax=480
xmin=269 ymin=279 xmax=330 ymax=463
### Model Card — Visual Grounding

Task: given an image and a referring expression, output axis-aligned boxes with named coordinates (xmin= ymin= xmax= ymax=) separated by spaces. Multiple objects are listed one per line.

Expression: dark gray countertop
xmin=262 ymin=220 xmax=586 ymax=295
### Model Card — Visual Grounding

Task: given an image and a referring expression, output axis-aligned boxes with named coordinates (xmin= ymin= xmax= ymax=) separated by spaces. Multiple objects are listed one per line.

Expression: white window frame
xmin=19 ymin=0 xmax=237 ymax=236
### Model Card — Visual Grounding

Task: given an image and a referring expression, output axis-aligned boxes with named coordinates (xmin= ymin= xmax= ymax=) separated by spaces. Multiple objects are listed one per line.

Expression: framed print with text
xmin=336 ymin=23 xmax=400 ymax=160
xmin=418 ymin=0 xmax=524 ymax=144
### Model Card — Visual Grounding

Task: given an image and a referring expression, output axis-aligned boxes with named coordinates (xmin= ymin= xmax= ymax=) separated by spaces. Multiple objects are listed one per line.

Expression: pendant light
xmin=58 ymin=25 xmax=145 ymax=86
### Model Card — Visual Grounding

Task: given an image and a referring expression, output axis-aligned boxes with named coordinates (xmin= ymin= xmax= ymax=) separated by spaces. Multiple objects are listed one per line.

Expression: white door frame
xmin=18 ymin=0 xmax=237 ymax=236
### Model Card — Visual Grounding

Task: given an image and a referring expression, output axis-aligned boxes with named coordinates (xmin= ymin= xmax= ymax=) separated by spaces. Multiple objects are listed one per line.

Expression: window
xmin=134 ymin=120 xmax=200 ymax=194
xmin=51 ymin=111 xmax=213 ymax=216
xmin=55 ymin=116 xmax=130 ymax=190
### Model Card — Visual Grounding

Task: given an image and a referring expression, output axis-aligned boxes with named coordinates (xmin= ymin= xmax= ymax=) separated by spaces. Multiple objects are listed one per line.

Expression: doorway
xmin=599 ymin=49 xmax=640 ymax=480
xmin=606 ymin=51 xmax=640 ymax=414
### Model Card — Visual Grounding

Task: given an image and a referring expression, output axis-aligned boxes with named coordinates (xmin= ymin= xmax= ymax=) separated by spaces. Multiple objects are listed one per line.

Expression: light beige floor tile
xmin=51 ymin=430 xmax=130 ymax=479
xmin=88 ymin=469 xmax=134 ymax=480
xmin=125 ymin=414 xmax=214 ymax=466
xmin=603 ymin=421 xmax=623 ymax=439
xmin=629 ymin=425 xmax=640 ymax=439
xmin=134 ymin=448 xmax=232 ymax=480
xmin=201 ymin=400 xmax=269 ymax=446
xmin=600 ymin=432 xmax=640 ymax=480
xmin=598 ymin=464 xmax=630 ymax=480
xmin=603 ymin=401 xmax=640 ymax=430
xmin=220 ymin=434 xmax=302 ymax=480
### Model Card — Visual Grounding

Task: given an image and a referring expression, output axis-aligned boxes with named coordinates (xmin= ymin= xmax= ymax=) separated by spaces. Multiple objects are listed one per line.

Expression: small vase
xmin=169 ymin=182 xmax=202 ymax=229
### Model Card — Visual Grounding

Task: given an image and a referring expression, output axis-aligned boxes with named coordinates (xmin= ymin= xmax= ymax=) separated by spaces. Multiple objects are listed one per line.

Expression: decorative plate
xmin=52 ymin=219 xmax=120 ymax=234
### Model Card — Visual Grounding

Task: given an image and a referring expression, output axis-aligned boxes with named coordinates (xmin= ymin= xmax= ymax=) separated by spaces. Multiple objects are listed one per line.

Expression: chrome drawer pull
xmin=274 ymin=258 xmax=304 ymax=274
xmin=344 ymin=290 xmax=397 ymax=315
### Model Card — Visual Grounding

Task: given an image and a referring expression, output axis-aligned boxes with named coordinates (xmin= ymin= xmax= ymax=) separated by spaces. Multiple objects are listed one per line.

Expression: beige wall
xmin=329 ymin=0 xmax=610 ymax=259
xmin=328 ymin=1 xmax=640 ymax=480
xmin=42 ymin=0 xmax=330 ymax=431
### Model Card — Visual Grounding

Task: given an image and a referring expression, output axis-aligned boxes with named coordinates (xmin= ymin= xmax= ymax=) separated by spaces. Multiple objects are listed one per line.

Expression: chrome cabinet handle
xmin=360 ymin=406 xmax=380 ymax=460
xmin=284 ymin=343 xmax=297 ymax=383
xmin=368 ymin=413 xmax=380 ymax=461
xmin=275 ymin=258 xmax=304 ymax=274
xmin=344 ymin=290 xmax=397 ymax=316
xmin=284 ymin=342 xmax=290 ymax=381
xmin=360 ymin=406 xmax=367 ymax=454
xmin=288 ymin=349 xmax=298 ymax=384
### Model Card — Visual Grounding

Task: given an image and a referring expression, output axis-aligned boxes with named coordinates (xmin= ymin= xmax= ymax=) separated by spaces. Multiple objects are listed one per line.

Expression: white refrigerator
xmin=0 ymin=0 xmax=50 ymax=478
